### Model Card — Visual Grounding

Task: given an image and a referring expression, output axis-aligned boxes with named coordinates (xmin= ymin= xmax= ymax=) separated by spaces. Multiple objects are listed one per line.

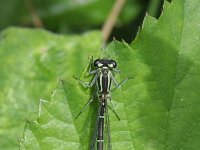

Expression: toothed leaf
xmin=1 ymin=0 xmax=200 ymax=149
xmin=21 ymin=0 xmax=200 ymax=149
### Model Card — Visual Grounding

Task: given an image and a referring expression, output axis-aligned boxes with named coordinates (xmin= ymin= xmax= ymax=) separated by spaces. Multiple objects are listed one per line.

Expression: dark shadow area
xmin=109 ymin=0 xmax=164 ymax=43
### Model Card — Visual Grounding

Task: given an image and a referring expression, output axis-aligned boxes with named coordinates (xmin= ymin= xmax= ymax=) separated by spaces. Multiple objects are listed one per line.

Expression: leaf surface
xmin=1 ymin=0 xmax=200 ymax=149
xmin=0 ymin=28 xmax=101 ymax=149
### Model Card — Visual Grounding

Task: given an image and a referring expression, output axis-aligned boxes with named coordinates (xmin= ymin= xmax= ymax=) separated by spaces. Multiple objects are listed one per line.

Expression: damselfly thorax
xmin=97 ymin=67 xmax=112 ymax=95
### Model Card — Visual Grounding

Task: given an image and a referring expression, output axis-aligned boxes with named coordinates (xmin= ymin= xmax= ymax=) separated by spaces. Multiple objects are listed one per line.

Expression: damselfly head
xmin=94 ymin=59 xmax=117 ymax=68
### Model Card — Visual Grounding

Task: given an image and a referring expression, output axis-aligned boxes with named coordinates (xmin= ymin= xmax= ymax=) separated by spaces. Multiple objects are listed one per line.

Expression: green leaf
xmin=0 ymin=28 xmax=101 ymax=149
xmin=2 ymin=0 xmax=200 ymax=149
xmin=129 ymin=0 xmax=200 ymax=149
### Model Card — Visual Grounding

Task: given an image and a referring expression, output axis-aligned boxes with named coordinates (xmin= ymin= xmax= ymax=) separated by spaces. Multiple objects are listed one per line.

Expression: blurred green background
xmin=0 ymin=0 xmax=165 ymax=43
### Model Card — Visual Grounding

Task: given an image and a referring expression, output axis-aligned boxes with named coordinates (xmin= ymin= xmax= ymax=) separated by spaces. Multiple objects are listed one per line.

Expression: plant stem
xmin=101 ymin=0 xmax=125 ymax=49
xmin=24 ymin=0 xmax=43 ymax=28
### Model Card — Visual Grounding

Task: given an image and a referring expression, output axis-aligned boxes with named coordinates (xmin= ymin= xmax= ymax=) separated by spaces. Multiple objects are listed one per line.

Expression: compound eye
xmin=94 ymin=59 xmax=100 ymax=67
xmin=110 ymin=60 xmax=117 ymax=68
xmin=112 ymin=60 xmax=117 ymax=68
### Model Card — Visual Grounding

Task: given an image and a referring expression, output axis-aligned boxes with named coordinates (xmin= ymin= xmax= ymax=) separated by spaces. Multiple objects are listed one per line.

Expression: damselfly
xmin=74 ymin=57 xmax=129 ymax=150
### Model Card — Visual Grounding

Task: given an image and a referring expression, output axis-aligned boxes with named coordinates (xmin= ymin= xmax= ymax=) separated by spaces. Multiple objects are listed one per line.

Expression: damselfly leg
xmin=111 ymin=76 xmax=129 ymax=92
xmin=73 ymin=66 xmax=98 ymax=118
xmin=73 ymin=74 xmax=97 ymax=88
xmin=75 ymin=96 xmax=94 ymax=119
xmin=107 ymin=98 xmax=120 ymax=121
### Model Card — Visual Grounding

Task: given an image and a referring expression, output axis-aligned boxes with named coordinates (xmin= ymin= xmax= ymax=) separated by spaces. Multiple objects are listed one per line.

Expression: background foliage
xmin=0 ymin=0 xmax=164 ymax=42
xmin=0 ymin=0 xmax=199 ymax=150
